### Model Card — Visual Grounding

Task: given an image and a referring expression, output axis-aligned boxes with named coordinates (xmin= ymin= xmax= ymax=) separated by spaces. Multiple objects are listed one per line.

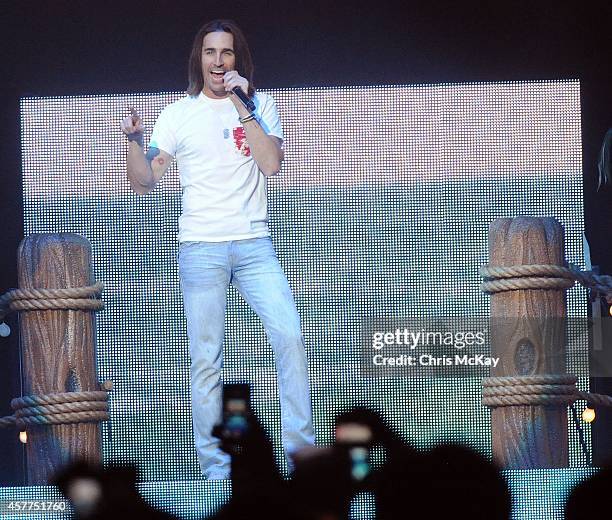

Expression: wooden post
xmin=489 ymin=217 xmax=568 ymax=469
xmin=17 ymin=233 xmax=102 ymax=484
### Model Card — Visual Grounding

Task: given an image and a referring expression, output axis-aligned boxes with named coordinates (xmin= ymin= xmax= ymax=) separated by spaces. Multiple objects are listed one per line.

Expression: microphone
xmin=232 ymin=87 xmax=256 ymax=112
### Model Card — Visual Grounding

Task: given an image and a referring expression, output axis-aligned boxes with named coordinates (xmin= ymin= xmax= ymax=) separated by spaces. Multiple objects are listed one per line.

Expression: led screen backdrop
xmin=20 ymin=80 xmax=588 ymax=489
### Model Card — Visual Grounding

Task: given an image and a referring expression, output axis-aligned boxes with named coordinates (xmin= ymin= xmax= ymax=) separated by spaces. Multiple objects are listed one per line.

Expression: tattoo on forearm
xmin=145 ymin=147 xmax=160 ymax=165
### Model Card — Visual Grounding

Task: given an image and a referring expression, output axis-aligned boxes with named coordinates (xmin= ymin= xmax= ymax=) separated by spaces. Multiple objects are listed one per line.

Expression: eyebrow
xmin=203 ymin=47 xmax=234 ymax=52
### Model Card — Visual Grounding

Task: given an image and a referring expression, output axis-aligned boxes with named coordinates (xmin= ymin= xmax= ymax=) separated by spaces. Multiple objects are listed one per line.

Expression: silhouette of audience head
xmin=566 ymin=464 xmax=612 ymax=520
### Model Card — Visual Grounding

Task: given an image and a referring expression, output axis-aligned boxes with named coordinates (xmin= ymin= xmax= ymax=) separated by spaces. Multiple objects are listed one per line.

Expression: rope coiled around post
xmin=480 ymin=264 xmax=612 ymax=302
xmin=0 ymin=390 xmax=109 ymax=429
xmin=482 ymin=375 xmax=612 ymax=408
xmin=0 ymin=282 xmax=104 ymax=323
xmin=480 ymin=262 xmax=612 ymax=409
xmin=0 ymin=281 xmax=107 ymax=429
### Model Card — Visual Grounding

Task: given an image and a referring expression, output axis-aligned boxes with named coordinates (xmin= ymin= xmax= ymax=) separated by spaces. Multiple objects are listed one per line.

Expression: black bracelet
xmin=239 ymin=113 xmax=257 ymax=124
xmin=127 ymin=132 xmax=144 ymax=147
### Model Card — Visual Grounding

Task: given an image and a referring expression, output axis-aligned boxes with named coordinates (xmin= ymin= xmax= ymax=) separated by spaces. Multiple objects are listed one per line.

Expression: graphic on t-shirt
xmin=232 ymin=127 xmax=251 ymax=156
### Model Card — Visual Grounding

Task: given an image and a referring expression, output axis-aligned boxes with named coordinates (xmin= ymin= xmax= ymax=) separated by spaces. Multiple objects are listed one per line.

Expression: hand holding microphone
xmin=223 ymin=71 xmax=256 ymax=112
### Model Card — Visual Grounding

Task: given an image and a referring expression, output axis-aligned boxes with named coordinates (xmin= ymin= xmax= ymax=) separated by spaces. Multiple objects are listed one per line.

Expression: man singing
xmin=120 ymin=19 xmax=315 ymax=479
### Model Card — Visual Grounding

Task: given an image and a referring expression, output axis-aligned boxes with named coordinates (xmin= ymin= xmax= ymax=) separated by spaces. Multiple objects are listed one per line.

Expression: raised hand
xmin=120 ymin=107 xmax=145 ymax=145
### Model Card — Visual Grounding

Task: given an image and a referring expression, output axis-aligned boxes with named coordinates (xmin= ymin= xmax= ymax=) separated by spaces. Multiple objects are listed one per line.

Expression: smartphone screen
xmin=335 ymin=422 xmax=373 ymax=481
xmin=222 ymin=384 xmax=251 ymax=439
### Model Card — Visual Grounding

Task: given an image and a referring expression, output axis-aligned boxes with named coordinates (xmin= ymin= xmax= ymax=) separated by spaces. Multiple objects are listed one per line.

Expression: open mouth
xmin=210 ymin=70 xmax=225 ymax=81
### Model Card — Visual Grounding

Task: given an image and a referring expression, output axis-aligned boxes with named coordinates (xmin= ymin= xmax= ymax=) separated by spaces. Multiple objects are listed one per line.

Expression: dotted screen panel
xmin=20 ymin=81 xmax=588 ymax=484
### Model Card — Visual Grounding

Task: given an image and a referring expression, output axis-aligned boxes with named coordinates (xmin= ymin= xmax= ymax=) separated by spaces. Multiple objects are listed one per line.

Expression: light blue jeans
xmin=178 ymin=236 xmax=315 ymax=479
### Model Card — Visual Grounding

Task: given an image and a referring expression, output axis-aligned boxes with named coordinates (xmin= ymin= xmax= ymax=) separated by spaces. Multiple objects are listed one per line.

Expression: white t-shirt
xmin=149 ymin=91 xmax=283 ymax=242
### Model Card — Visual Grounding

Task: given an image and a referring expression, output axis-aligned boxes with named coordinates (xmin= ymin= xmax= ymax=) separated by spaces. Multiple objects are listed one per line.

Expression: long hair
xmin=186 ymin=19 xmax=255 ymax=98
